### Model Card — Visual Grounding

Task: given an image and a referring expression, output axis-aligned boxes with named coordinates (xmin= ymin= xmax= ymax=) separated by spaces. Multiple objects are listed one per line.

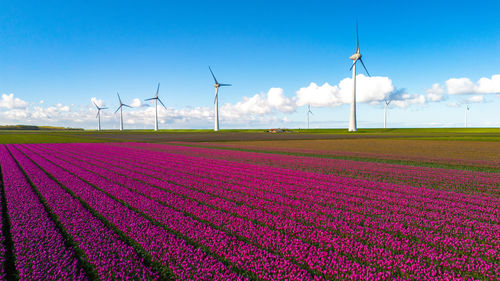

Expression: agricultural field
xmin=191 ymin=138 xmax=500 ymax=171
xmin=0 ymin=133 xmax=499 ymax=280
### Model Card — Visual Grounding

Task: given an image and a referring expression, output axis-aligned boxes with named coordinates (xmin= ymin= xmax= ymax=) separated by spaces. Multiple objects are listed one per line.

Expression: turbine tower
xmin=209 ymin=66 xmax=231 ymax=131
xmin=348 ymin=22 xmax=370 ymax=132
xmin=465 ymin=104 xmax=470 ymax=128
xmin=115 ymin=93 xmax=131 ymax=131
xmin=307 ymin=104 xmax=313 ymax=129
xmin=145 ymin=83 xmax=167 ymax=131
xmin=93 ymin=101 xmax=108 ymax=131
xmin=384 ymin=99 xmax=391 ymax=129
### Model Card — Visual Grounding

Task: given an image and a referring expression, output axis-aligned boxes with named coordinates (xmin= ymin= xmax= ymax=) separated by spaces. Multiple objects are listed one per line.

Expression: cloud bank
xmin=296 ymin=75 xmax=424 ymax=108
xmin=427 ymin=74 xmax=500 ymax=103
xmin=1 ymin=73 xmax=497 ymax=129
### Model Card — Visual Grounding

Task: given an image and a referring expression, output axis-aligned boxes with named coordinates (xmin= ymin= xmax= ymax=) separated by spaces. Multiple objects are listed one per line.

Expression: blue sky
xmin=0 ymin=0 xmax=499 ymax=129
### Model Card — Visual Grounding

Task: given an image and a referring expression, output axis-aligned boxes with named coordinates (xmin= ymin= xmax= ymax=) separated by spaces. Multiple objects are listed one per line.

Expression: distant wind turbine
xmin=145 ymin=83 xmax=166 ymax=131
xmin=465 ymin=104 xmax=470 ymax=128
xmin=384 ymin=99 xmax=391 ymax=129
xmin=93 ymin=101 xmax=108 ymax=131
xmin=115 ymin=93 xmax=131 ymax=131
xmin=209 ymin=66 xmax=231 ymax=131
xmin=307 ymin=104 xmax=313 ymax=129
xmin=348 ymin=22 xmax=370 ymax=132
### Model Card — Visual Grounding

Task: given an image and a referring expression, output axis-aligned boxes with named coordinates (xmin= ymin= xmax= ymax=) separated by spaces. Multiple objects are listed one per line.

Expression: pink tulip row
xmin=23 ymin=143 xmax=500 ymax=280
xmin=121 ymin=142 xmax=499 ymax=196
xmin=0 ymin=164 xmax=6 ymax=280
xmin=11 ymin=144 xmax=245 ymax=281
xmin=0 ymin=145 xmax=89 ymax=280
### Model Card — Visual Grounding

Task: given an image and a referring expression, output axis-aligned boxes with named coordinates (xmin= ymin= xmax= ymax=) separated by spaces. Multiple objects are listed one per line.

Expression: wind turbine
xmin=307 ymin=104 xmax=313 ymax=129
xmin=93 ymin=101 xmax=108 ymax=131
xmin=465 ymin=104 xmax=470 ymax=128
xmin=209 ymin=66 xmax=231 ymax=131
xmin=145 ymin=83 xmax=166 ymax=131
xmin=348 ymin=22 xmax=370 ymax=132
xmin=115 ymin=93 xmax=131 ymax=131
xmin=384 ymin=99 xmax=391 ymax=129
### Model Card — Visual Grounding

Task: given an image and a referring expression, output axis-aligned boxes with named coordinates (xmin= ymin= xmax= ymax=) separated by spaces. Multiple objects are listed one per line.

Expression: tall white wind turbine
xmin=93 ymin=101 xmax=108 ymax=131
xmin=307 ymin=104 xmax=313 ymax=129
xmin=209 ymin=66 xmax=231 ymax=131
xmin=465 ymin=104 xmax=470 ymax=128
xmin=348 ymin=22 xmax=370 ymax=132
xmin=115 ymin=93 xmax=131 ymax=131
xmin=145 ymin=83 xmax=167 ymax=131
xmin=384 ymin=99 xmax=391 ymax=129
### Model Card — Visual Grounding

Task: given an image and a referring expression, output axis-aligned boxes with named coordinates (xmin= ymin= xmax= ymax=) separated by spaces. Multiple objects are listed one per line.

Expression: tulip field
xmin=0 ymin=142 xmax=498 ymax=280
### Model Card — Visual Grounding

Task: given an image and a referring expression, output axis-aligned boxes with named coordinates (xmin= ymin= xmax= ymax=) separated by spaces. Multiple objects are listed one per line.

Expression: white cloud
xmin=266 ymin=88 xmax=296 ymax=113
xmin=446 ymin=74 xmax=500 ymax=95
xmin=477 ymin=75 xmax=500 ymax=94
xmin=90 ymin=97 xmax=105 ymax=108
xmin=222 ymin=87 xmax=295 ymax=119
xmin=296 ymin=82 xmax=343 ymax=107
xmin=466 ymin=95 xmax=484 ymax=103
xmin=446 ymin=78 xmax=476 ymax=95
xmin=390 ymin=93 xmax=426 ymax=108
xmin=338 ymin=75 xmax=395 ymax=104
xmin=130 ymin=98 xmax=149 ymax=108
xmin=0 ymin=93 xmax=28 ymax=109
xmin=426 ymin=83 xmax=446 ymax=102
xmin=296 ymin=75 xmax=421 ymax=108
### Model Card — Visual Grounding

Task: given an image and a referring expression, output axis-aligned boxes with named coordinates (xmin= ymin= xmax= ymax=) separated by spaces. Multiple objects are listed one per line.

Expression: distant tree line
xmin=0 ymin=125 xmax=83 ymax=130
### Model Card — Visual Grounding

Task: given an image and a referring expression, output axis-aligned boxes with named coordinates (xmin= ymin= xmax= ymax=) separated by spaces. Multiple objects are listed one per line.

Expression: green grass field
xmin=1 ymin=128 xmax=499 ymax=143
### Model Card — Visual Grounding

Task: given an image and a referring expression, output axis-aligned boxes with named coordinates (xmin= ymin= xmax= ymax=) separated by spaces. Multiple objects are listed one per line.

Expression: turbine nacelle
xmin=349 ymin=53 xmax=361 ymax=61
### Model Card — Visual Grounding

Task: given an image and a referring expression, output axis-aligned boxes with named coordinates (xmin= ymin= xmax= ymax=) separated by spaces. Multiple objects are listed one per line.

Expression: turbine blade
xmin=349 ymin=60 xmax=356 ymax=71
xmin=114 ymin=105 xmax=122 ymax=113
xmin=214 ymin=93 xmax=218 ymax=104
xmin=93 ymin=101 xmax=98 ymax=108
xmin=209 ymin=66 xmax=218 ymax=84
xmin=123 ymin=104 xmax=132 ymax=108
xmin=359 ymin=58 xmax=370 ymax=76
xmin=145 ymin=97 xmax=155 ymax=101
xmin=219 ymin=83 xmax=232 ymax=87
xmin=156 ymin=83 xmax=160 ymax=98
xmin=158 ymin=98 xmax=167 ymax=109
xmin=96 ymin=111 xmax=99 ymax=118
xmin=117 ymin=92 xmax=122 ymax=104
xmin=101 ymin=107 xmax=108 ymax=110
xmin=356 ymin=21 xmax=359 ymax=53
